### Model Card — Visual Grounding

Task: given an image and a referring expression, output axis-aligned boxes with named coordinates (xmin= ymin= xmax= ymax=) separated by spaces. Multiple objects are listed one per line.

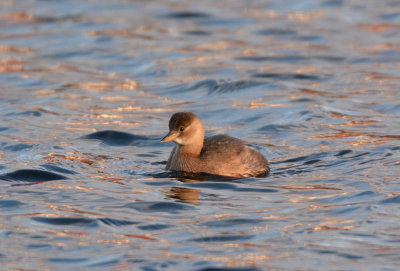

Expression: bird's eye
xmin=179 ymin=126 xmax=185 ymax=132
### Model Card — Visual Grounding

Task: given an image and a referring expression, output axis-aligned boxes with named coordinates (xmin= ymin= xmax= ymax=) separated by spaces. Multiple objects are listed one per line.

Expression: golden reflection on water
xmin=288 ymin=10 xmax=324 ymax=22
xmin=0 ymin=11 xmax=35 ymax=24
xmin=161 ymin=250 xmax=288 ymax=268
xmin=124 ymin=234 xmax=157 ymax=241
xmin=309 ymin=220 xmax=357 ymax=232
xmin=0 ymin=59 xmax=25 ymax=72
xmin=0 ymin=44 xmax=32 ymax=54
xmin=47 ymin=203 xmax=101 ymax=216
xmin=55 ymin=79 xmax=137 ymax=93
xmin=360 ymin=23 xmax=400 ymax=32
xmin=89 ymin=29 xmax=155 ymax=40
xmin=98 ymin=238 xmax=131 ymax=245
xmin=233 ymin=99 xmax=291 ymax=109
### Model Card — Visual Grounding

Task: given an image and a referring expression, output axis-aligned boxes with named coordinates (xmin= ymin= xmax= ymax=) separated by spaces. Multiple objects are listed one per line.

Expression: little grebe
xmin=161 ymin=112 xmax=269 ymax=177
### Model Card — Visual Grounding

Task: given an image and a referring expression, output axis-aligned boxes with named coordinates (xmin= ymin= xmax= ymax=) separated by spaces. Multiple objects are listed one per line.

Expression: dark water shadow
xmin=148 ymin=170 xmax=270 ymax=183
xmin=236 ymin=55 xmax=309 ymax=63
xmin=183 ymin=30 xmax=212 ymax=36
xmin=125 ymin=201 xmax=196 ymax=214
xmin=190 ymin=234 xmax=252 ymax=242
xmin=0 ymin=169 xmax=68 ymax=183
xmin=252 ymin=72 xmax=322 ymax=81
xmin=5 ymin=110 xmax=42 ymax=117
xmin=0 ymin=199 xmax=25 ymax=209
xmin=32 ymin=217 xmax=98 ymax=227
xmin=98 ymin=218 xmax=139 ymax=226
xmin=255 ymin=28 xmax=324 ymax=42
xmin=379 ymin=195 xmax=400 ymax=204
xmin=236 ymin=55 xmax=345 ymax=63
xmin=165 ymin=11 xmax=211 ymax=19
xmin=255 ymin=28 xmax=297 ymax=36
xmin=137 ymin=224 xmax=172 ymax=231
xmin=34 ymin=14 xmax=83 ymax=23
xmin=0 ymin=143 xmax=33 ymax=152
xmin=80 ymin=130 xmax=161 ymax=147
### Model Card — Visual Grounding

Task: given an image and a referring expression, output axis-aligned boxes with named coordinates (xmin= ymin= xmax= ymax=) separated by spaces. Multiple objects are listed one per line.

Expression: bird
xmin=161 ymin=112 xmax=269 ymax=177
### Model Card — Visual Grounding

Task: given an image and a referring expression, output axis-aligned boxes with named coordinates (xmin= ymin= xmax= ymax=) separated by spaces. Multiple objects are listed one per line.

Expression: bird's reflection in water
xmin=166 ymin=187 xmax=200 ymax=205
xmin=164 ymin=172 xmax=242 ymax=205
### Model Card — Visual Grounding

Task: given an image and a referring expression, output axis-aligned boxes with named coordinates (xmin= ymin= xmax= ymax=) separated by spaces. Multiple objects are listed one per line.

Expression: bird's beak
xmin=161 ymin=131 xmax=178 ymax=142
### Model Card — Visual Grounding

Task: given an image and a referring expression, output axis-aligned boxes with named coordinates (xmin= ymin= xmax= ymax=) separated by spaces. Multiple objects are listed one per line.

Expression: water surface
xmin=0 ymin=0 xmax=399 ymax=270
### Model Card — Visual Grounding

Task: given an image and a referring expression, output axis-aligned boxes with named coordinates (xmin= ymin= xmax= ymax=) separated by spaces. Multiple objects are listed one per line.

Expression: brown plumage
xmin=161 ymin=112 xmax=269 ymax=177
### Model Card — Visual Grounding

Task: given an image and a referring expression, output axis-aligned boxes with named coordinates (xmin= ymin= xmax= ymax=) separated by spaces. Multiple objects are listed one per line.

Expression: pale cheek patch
xmin=174 ymin=137 xmax=184 ymax=145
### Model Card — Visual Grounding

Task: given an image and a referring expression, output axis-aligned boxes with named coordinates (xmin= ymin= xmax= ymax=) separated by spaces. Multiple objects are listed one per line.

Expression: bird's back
xmin=200 ymin=135 xmax=269 ymax=177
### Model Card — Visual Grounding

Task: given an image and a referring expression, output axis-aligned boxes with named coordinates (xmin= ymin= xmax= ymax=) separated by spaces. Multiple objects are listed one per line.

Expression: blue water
xmin=0 ymin=0 xmax=399 ymax=270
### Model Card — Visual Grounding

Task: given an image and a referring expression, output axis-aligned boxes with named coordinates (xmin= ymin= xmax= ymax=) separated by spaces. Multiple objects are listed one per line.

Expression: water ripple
xmin=81 ymin=130 xmax=157 ymax=146
xmin=379 ymin=195 xmax=400 ymax=204
xmin=137 ymin=224 xmax=172 ymax=231
xmin=236 ymin=55 xmax=345 ymax=63
xmin=252 ymin=72 xmax=322 ymax=81
xmin=1 ymin=143 xmax=33 ymax=152
xmin=125 ymin=201 xmax=196 ymax=213
xmin=0 ymin=169 xmax=68 ymax=183
xmin=161 ymin=79 xmax=279 ymax=96
xmin=98 ymin=218 xmax=138 ymax=226
xmin=201 ymin=218 xmax=264 ymax=228
xmin=32 ymin=217 xmax=98 ymax=227
xmin=190 ymin=235 xmax=252 ymax=242
xmin=0 ymin=199 xmax=24 ymax=209
xmin=166 ymin=11 xmax=211 ymax=19
xmin=41 ymin=164 xmax=78 ymax=175
xmin=1 ymin=0 xmax=399 ymax=270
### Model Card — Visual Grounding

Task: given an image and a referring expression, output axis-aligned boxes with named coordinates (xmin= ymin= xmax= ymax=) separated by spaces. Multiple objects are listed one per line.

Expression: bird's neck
xmin=178 ymin=120 xmax=204 ymax=157
xmin=178 ymin=142 xmax=203 ymax=157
